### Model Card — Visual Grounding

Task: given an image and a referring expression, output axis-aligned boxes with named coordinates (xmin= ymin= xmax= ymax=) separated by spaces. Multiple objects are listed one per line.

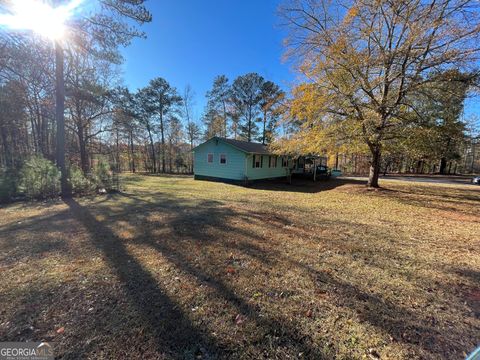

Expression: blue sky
xmin=120 ymin=0 xmax=478 ymax=128
xmin=121 ymin=0 xmax=294 ymax=121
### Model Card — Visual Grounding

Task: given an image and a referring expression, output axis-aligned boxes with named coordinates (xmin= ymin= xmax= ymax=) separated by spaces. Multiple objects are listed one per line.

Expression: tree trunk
xmin=262 ymin=110 xmax=267 ymax=144
xmin=415 ymin=160 xmax=421 ymax=174
xmin=223 ymin=101 xmax=228 ymax=137
xmin=0 ymin=125 xmax=12 ymax=170
xmin=129 ymin=130 xmax=136 ymax=173
xmin=383 ymin=161 xmax=390 ymax=176
xmin=168 ymin=140 xmax=173 ymax=173
xmin=439 ymin=157 xmax=447 ymax=174
xmin=115 ymin=127 xmax=120 ymax=172
xmin=471 ymin=139 xmax=476 ymax=173
xmin=147 ymin=127 xmax=156 ymax=173
xmin=159 ymin=113 xmax=166 ymax=173
xmin=368 ymin=146 xmax=381 ymax=188
xmin=247 ymin=106 xmax=252 ymax=142
xmin=78 ymin=129 xmax=89 ymax=174
xmin=76 ymin=119 xmax=90 ymax=175
xmin=190 ymin=140 xmax=194 ymax=173
xmin=55 ymin=41 xmax=70 ymax=198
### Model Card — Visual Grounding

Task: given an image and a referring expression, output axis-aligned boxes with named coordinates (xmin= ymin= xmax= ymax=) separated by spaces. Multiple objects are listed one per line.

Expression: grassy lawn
xmin=0 ymin=175 xmax=479 ymax=359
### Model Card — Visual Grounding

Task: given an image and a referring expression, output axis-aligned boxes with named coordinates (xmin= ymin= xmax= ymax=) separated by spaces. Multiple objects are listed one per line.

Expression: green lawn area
xmin=0 ymin=175 xmax=479 ymax=359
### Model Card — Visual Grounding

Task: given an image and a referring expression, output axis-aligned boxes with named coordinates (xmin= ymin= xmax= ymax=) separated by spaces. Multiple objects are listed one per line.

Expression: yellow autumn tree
xmin=279 ymin=0 xmax=480 ymax=187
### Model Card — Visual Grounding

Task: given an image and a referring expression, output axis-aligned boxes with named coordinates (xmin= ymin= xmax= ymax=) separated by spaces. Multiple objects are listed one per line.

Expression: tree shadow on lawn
xmin=0 ymin=210 xmax=80 ymax=266
xmin=64 ymin=195 xmax=333 ymax=359
xmin=359 ymin=184 xmax=480 ymax=218
xmin=64 ymin=198 xmax=223 ymax=359
xmin=453 ymin=267 xmax=480 ymax=318
xmin=3 ymin=189 xmax=475 ymax=358
xmin=0 ymin=234 xmax=68 ymax=267
xmin=77 ymin=192 xmax=475 ymax=359
xmin=151 ymin=219 xmax=467 ymax=358
xmin=247 ymin=177 xmax=366 ymax=193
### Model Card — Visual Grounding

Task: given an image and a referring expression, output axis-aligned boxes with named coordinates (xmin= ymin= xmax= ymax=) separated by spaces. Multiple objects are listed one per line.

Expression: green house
xmin=193 ymin=137 xmax=290 ymax=183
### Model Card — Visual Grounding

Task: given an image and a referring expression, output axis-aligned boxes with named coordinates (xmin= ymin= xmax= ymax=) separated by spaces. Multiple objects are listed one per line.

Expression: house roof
xmin=218 ymin=137 xmax=271 ymax=154
xmin=193 ymin=137 xmax=272 ymax=154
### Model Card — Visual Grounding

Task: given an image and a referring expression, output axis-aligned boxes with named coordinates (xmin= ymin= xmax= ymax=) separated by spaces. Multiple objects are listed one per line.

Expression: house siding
xmin=193 ymin=139 xmax=247 ymax=180
xmin=245 ymin=154 xmax=289 ymax=180
xmin=193 ymin=138 xmax=291 ymax=182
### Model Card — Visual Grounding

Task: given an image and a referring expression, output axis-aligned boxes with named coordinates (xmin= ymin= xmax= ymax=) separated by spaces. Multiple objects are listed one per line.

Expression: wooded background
xmin=1 ymin=0 xmax=479 ymax=200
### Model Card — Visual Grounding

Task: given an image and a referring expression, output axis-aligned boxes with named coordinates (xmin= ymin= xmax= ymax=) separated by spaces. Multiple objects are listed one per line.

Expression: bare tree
xmin=206 ymin=75 xmax=231 ymax=137
xmin=66 ymin=48 xmax=114 ymax=174
xmin=144 ymin=77 xmax=182 ymax=173
xmin=231 ymin=73 xmax=264 ymax=142
xmin=182 ymin=85 xmax=200 ymax=172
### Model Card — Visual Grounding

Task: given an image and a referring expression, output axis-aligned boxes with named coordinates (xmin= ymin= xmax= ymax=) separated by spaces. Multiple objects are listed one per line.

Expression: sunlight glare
xmin=0 ymin=0 xmax=83 ymax=40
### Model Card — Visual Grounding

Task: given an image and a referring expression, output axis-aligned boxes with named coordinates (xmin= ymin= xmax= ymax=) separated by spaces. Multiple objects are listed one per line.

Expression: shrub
xmin=93 ymin=161 xmax=114 ymax=191
xmin=69 ymin=165 xmax=95 ymax=195
xmin=0 ymin=171 xmax=17 ymax=203
xmin=19 ymin=156 xmax=60 ymax=199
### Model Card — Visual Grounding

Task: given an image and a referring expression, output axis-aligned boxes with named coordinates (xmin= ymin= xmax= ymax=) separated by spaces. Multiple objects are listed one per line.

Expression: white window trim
xmin=219 ymin=153 xmax=227 ymax=165
xmin=253 ymin=154 xmax=262 ymax=168
xmin=207 ymin=153 xmax=214 ymax=164
xmin=270 ymin=156 xmax=277 ymax=168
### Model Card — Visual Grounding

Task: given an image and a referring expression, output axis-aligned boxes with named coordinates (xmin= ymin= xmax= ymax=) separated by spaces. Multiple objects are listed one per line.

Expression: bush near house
xmin=19 ymin=156 xmax=61 ymax=199
xmin=0 ymin=170 xmax=17 ymax=203
xmin=0 ymin=157 xmax=121 ymax=203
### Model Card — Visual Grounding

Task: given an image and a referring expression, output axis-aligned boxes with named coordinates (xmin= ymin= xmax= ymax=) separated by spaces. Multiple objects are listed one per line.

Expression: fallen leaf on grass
xmin=226 ymin=266 xmax=236 ymax=275
xmin=234 ymin=314 xmax=245 ymax=325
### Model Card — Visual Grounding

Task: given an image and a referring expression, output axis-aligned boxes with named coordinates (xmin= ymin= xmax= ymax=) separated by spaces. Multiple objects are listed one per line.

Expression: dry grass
xmin=0 ymin=175 xmax=479 ymax=359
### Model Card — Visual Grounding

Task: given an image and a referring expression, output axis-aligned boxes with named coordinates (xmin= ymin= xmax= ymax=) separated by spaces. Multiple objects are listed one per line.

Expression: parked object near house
xmin=193 ymin=137 xmax=329 ymax=184
xmin=314 ymin=165 xmax=331 ymax=179
xmin=331 ymin=169 xmax=343 ymax=177
xmin=192 ymin=137 xmax=290 ymax=184
xmin=294 ymin=162 xmax=331 ymax=180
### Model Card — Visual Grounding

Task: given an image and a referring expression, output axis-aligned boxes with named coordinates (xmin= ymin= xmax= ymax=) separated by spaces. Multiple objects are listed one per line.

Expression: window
xmin=282 ymin=156 xmax=288 ymax=168
xmin=220 ymin=154 xmax=227 ymax=164
xmin=253 ymin=154 xmax=262 ymax=168
xmin=207 ymin=153 xmax=213 ymax=163
xmin=269 ymin=156 xmax=277 ymax=168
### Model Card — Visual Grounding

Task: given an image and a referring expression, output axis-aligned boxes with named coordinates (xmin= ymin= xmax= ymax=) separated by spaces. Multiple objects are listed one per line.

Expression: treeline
xmin=0 ymin=37 xmax=197 ymax=180
xmin=330 ymin=137 xmax=480 ymax=176
xmin=0 ymin=27 xmax=285 ymax=201
xmin=202 ymin=73 xmax=285 ymax=144
xmin=0 ymin=0 xmax=156 ymax=201
xmin=0 ymin=68 xmax=287 ymax=176
xmin=3 ymin=0 xmax=479 ymax=202
xmin=109 ymin=72 xmax=285 ymax=176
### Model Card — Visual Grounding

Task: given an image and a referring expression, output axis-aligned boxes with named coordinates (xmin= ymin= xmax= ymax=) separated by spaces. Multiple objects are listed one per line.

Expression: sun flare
xmin=0 ymin=0 xmax=82 ymax=40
